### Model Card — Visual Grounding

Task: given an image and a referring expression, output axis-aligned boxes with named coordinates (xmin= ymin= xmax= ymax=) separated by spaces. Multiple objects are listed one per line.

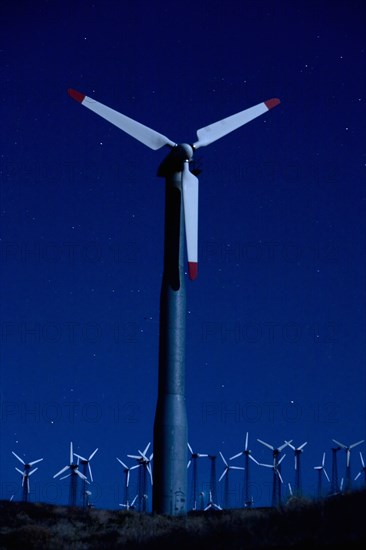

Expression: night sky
xmin=1 ymin=0 xmax=365 ymax=510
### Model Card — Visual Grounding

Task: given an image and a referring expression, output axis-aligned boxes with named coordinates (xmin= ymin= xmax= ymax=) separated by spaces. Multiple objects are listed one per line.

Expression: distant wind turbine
xmin=74 ymin=447 xmax=98 ymax=509
xmin=230 ymin=432 xmax=260 ymax=507
xmin=12 ymin=451 xmax=43 ymax=503
xmin=332 ymin=438 xmax=364 ymax=492
xmin=354 ymin=452 xmax=366 ymax=484
xmin=187 ymin=442 xmax=208 ymax=511
xmin=257 ymin=439 xmax=290 ymax=506
xmin=285 ymin=440 xmax=307 ymax=497
xmin=314 ymin=452 xmax=330 ymax=498
xmin=218 ymin=451 xmax=244 ymax=509
xmin=53 ymin=442 xmax=89 ymax=507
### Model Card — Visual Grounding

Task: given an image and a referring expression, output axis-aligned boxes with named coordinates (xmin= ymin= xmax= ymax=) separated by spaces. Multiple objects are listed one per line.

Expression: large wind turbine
xmin=332 ymin=438 xmax=364 ymax=492
xmin=68 ymin=88 xmax=280 ymax=514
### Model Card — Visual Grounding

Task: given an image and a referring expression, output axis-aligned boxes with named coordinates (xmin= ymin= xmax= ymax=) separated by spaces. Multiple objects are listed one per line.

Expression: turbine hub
xmin=178 ymin=143 xmax=194 ymax=160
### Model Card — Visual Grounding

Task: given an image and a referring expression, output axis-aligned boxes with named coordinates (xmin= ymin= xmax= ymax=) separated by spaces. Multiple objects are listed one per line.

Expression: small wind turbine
xmin=230 ymin=432 xmax=260 ymax=507
xmin=53 ymin=442 xmax=89 ymax=507
xmin=187 ymin=442 xmax=208 ymax=510
xmin=257 ymin=439 xmax=290 ymax=506
xmin=127 ymin=442 xmax=153 ymax=512
xmin=332 ymin=438 xmax=365 ymax=492
xmin=119 ymin=494 xmax=138 ymax=511
xmin=314 ymin=452 xmax=330 ymax=498
xmin=218 ymin=451 xmax=244 ymax=509
xmin=73 ymin=447 xmax=98 ymax=510
xmin=12 ymin=451 xmax=43 ymax=502
xmin=285 ymin=440 xmax=307 ymax=497
xmin=204 ymin=490 xmax=222 ymax=511
xmin=116 ymin=457 xmax=140 ymax=509
xmin=68 ymin=88 xmax=281 ymax=515
xmin=354 ymin=452 xmax=366 ymax=484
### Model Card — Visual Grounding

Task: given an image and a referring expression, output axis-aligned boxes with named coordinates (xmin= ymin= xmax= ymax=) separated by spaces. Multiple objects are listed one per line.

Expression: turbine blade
xmin=298 ymin=442 xmax=308 ymax=451
xmin=70 ymin=442 xmax=73 ymax=464
xmin=193 ymin=98 xmax=280 ymax=149
xmin=360 ymin=452 xmax=365 ymax=468
xmin=230 ymin=452 xmax=243 ymax=460
xmin=285 ymin=440 xmax=295 ymax=451
xmin=143 ymin=442 xmax=151 ymax=456
xmin=332 ymin=439 xmax=346 ymax=449
xmin=74 ymin=453 xmax=87 ymax=462
xmin=278 ymin=441 xmax=291 ymax=452
xmin=187 ymin=460 xmax=191 ymax=469
xmin=60 ymin=473 xmax=71 ymax=480
xmin=323 ymin=469 xmax=330 ymax=482
xmin=76 ymin=469 xmax=88 ymax=481
xmin=28 ymin=468 xmax=38 ymax=476
xmin=89 ymin=448 xmax=98 ymax=461
xmin=354 ymin=472 xmax=361 ymax=481
xmin=182 ymin=162 xmax=199 ymax=280
xmin=277 ymin=470 xmax=284 ymax=484
xmin=29 ymin=458 xmax=43 ymax=466
xmin=126 ymin=470 xmax=130 ymax=487
xmin=231 ymin=466 xmax=244 ymax=471
xmin=260 ymin=463 xmax=273 ymax=469
xmin=187 ymin=442 xmax=193 ymax=455
xmin=117 ymin=457 xmax=128 ymax=469
xmin=54 ymin=465 xmax=69 ymax=478
xmin=350 ymin=440 xmax=364 ymax=449
xmin=257 ymin=439 xmax=274 ymax=450
xmin=219 ymin=469 xmax=227 ymax=482
xmin=12 ymin=451 xmax=25 ymax=465
xmin=68 ymin=89 xmax=175 ymax=150
xmin=277 ymin=454 xmax=286 ymax=466
xmin=249 ymin=454 xmax=260 ymax=465
xmin=245 ymin=432 xmax=249 ymax=451
xmin=219 ymin=451 xmax=228 ymax=467
xmin=322 ymin=452 xmax=326 ymax=467
xmin=15 ymin=467 xmax=24 ymax=476
xmin=88 ymin=462 xmax=93 ymax=483
xmin=346 ymin=450 xmax=350 ymax=468
xmin=197 ymin=453 xmax=208 ymax=458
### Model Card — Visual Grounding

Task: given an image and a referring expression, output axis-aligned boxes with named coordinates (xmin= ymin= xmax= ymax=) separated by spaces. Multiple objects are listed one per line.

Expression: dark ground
xmin=1 ymin=489 xmax=366 ymax=549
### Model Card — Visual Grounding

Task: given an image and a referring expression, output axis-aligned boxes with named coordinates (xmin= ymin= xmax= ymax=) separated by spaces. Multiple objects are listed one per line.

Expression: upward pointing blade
xmin=182 ymin=162 xmax=199 ymax=280
xmin=193 ymin=98 xmax=280 ymax=149
xmin=68 ymin=89 xmax=176 ymax=150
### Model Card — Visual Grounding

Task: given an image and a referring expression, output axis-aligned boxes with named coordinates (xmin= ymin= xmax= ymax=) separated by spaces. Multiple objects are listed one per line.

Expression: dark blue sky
xmin=1 ymin=0 xmax=365 ymax=509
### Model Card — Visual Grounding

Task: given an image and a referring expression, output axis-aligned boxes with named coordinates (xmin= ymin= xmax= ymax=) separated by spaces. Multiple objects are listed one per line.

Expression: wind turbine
xmin=12 ymin=451 xmax=43 ymax=502
xmin=204 ymin=491 xmax=222 ymax=511
xmin=230 ymin=432 xmax=260 ymax=507
xmin=68 ymin=88 xmax=281 ymax=515
xmin=354 ymin=452 xmax=366 ymax=484
xmin=119 ymin=494 xmax=138 ymax=511
xmin=332 ymin=438 xmax=365 ymax=492
xmin=127 ymin=442 xmax=153 ymax=512
xmin=314 ymin=452 xmax=330 ymax=498
xmin=329 ymin=445 xmax=341 ymax=495
xmin=53 ymin=442 xmax=89 ymax=507
xmin=187 ymin=442 xmax=208 ymax=510
xmin=257 ymin=439 xmax=289 ymax=506
xmin=285 ymin=440 xmax=307 ymax=497
xmin=218 ymin=451 xmax=244 ymax=509
xmin=207 ymin=455 xmax=219 ymax=509
xmin=73 ymin=447 xmax=98 ymax=510
xmin=116 ymin=457 xmax=140 ymax=509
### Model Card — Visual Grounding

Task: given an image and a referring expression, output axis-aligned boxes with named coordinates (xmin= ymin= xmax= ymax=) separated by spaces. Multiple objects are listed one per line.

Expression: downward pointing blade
xmin=323 ymin=469 xmax=330 ymax=482
xmin=88 ymin=462 xmax=93 ymax=483
xmin=360 ymin=452 xmax=365 ymax=468
xmin=219 ymin=468 xmax=228 ymax=482
xmin=70 ymin=442 xmax=73 ymax=464
xmin=219 ymin=451 xmax=228 ymax=467
xmin=346 ymin=450 xmax=350 ymax=468
xmin=182 ymin=162 xmax=199 ymax=280
xmin=193 ymin=98 xmax=280 ymax=149
xmin=68 ymin=89 xmax=176 ymax=150
xmin=277 ymin=470 xmax=284 ymax=484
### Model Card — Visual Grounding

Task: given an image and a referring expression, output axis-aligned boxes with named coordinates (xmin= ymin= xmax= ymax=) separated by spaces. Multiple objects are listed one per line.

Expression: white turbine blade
xmin=230 ymin=452 xmax=243 ymax=461
xmin=260 ymin=463 xmax=273 ymax=469
xmin=249 ymin=454 xmax=260 ymax=465
xmin=28 ymin=468 xmax=38 ymax=476
xmin=285 ymin=440 xmax=295 ymax=451
xmin=70 ymin=442 xmax=74 ymax=464
xmin=332 ymin=439 xmax=346 ymax=449
xmin=350 ymin=439 xmax=364 ymax=449
xmin=277 ymin=454 xmax=286 ymax=466
xmin=88 ymin=462 xmax=93 ymax=483
xmin=15 ymin=467 xmax=24 ymax=476
xmin=298 ymin=442 xmax=308 ymax=451
xmin=60 ymin=473 xmax=71 ymax=480
xmin=322 ymin=452 xmax=326 ymax=467
xmin=323 ymin=469 xmax=330 ymax=482
xmin=360 ymin=452 xmax=365 ymax=468
xmin=89 ymin=448 xmax=98 ymax=461
xmin=131 ymin=495 xmax=138 ymax=506
xmin=29 ymin=458 xmax=43 ymax=466
xmin=74 ymin=453 xmax=87 ymax=462
xmin=142 ymin=442 xmax=151 ymax=456
xmin=279 ymin=441 xmax=291 ymax=452
xmin=231 ymin=466 xmax=244 ymax=471
xmin=147 ymin=463 xmax=153 ymax=485
xmin=346 ymin=450 xmax=351 ymax=468
xmin=126 ymin=470 xmax=130 ymax=487
xmin=219 ymin=468 xmax=228 ymax=482
xmin=219 ymin=451 xmax=228 ymax=467
xmin=354 ymin=472 xmax=361 ymax=481
xmin=76 ymin=469 xmax=89 ymax=481
xmin=149 ymin=453 xmax=153 ymax=461
xmin=257 ymin=439 xmax=274 ymax=451
xmin=288 ymin=483 xmax=293 ymax=496
xmin=245 ymin=432 xmax=249 ymax=451
xmin=117 ymin=457 xmax=128 ymax=469
xmin=26 ymin=477 xmax=30 ymax=493
xmin=197 ymin=453 xmax=208 ymax=458
xmin=277 ymin=470 xmax=284 ymax=484
xmin=187 ymin=460 xmax=191 ymax=469
xmin=127 ymin=454 xmax=141 ymax=460
xmin=182 ymin=161 xmax=199 ymax=281
xmin=294 ymin=455 xmax=298 ymax=471
xmin=12 ymin=451 xmax=25 ymax=465
xmin=68 ymin=89 xmax=175 ymax=150
xmin=314 ymin=466 xmax=322 ymax=470
xmin=187 ymin=442 xmax=193 ymax=455
xmin=193 ymin=98 xmax=280 ymax=149
xmin=53 ymin=465 xmax=69 ymax=478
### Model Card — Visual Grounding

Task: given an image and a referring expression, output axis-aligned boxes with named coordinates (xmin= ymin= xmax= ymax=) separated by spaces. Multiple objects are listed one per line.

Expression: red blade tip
xmin=67 ymin=88 xmax=85 ymax=103
xmin=264 ymin=98 xmax=281 ymax=110
xmin=188 ymin=262 xmax=198 ymax=280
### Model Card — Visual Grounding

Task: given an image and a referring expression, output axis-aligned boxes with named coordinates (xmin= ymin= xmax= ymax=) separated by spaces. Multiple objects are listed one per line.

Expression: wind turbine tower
xmin=329 ymin=445 xmax=341 ymax=495
xmin=187 ymin=442 xmax=208 ymax=510
xmin=219 ymin=451 xmax=243 ymax=509
xmin=12 ymin=451 xmax=43 ymax=503
xmin=314 ymin=452 xmax=330 ymax=498
xmin=116 ymin=457 xmax=139 ymax=510
xmin=354 ymin=452 xmax=366 ymax=485
xmin=67 ymin=88 xmax=280 ymax=515
xmin=128 ymin=442 xmax=153 ymax=512
xmin=54 ymin=442 xmax=89 ymax=507
xmin=230 ymin=432 xmax=259 ymax=507
xmin=74 ymin=447 xmax=98 ymax=510
xmin=332 ymin=438 xmax=365 ymax=492
xmin=257 ymin=439 xmax=289 ymax=506
xmin=285 ymin=440 xmax=307 ymax=497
